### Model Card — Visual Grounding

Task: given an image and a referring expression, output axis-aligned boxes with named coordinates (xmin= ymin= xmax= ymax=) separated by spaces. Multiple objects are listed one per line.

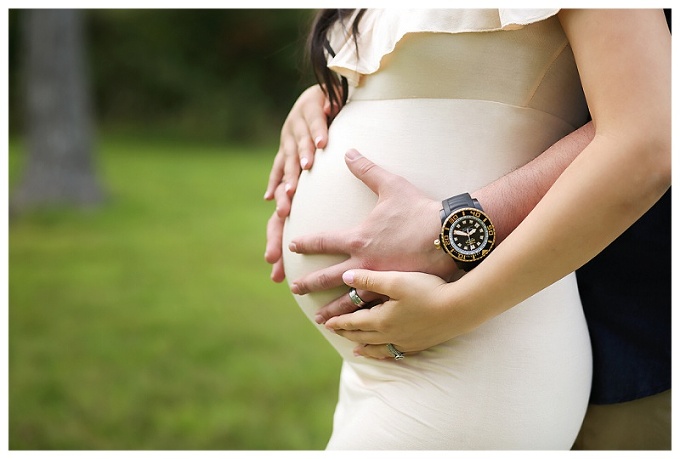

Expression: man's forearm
xmin=475 ymin=122 xmax=595 ymax=244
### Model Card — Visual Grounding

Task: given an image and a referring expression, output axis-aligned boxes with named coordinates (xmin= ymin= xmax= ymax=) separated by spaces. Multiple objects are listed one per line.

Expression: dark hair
xmin=307 ymin=9 xmax=366 ymax=112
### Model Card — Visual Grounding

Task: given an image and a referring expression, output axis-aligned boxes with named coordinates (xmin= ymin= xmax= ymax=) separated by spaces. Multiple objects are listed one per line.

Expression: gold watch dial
xmin=439 ymin=207 xmax=496 ymax=263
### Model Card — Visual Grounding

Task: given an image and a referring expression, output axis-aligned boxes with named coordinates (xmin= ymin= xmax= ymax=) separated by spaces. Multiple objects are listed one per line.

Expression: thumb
xmin=344 ymin=149 xmax=395 ymax=195
xmin=343 ymin=269 xmax=406 ymax=299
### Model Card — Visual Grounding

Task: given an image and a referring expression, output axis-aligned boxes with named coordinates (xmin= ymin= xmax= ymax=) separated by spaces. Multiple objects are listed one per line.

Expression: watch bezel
xmin=439 ymin=207 xmax=496 ymax=263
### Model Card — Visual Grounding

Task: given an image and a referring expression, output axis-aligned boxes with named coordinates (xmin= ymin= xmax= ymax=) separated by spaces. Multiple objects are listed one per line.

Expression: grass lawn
xmin=8 ymin=136 xmax=342 ymax=450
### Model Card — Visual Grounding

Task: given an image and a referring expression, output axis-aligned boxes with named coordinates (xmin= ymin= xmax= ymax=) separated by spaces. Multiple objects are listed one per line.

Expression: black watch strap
xmin=440 ymin=193 xmax=482 ymax=223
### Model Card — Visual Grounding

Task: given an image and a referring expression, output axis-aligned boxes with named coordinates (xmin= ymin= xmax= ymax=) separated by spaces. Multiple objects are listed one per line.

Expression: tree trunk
xmin=12 ymin=9 xmax=104 ymax=212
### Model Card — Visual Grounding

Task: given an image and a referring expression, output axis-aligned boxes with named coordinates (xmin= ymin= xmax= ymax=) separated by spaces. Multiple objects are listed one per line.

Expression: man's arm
xmin=476 ymin=122 xmax=594 ymax=244
xmin=290 ymin=122 xmax=595 ymax=323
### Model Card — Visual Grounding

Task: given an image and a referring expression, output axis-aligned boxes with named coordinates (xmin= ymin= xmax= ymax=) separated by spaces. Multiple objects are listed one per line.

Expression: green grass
xmin=8 ymin=136 xmax=342 ymax=450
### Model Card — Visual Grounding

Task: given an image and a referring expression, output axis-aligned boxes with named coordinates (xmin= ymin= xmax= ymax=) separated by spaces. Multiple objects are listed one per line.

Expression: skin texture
xmin=265 ymin=9 xmax=670 ymax=360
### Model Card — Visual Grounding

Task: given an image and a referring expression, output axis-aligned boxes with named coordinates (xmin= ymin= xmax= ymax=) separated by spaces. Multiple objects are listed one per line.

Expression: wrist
xmin=435 ymin=193 xmax=496 ymax=273
xmin=439 ymin=270 xmax=496 ymax=337
xmin=426 ymin=199 xmax=461 ymax=281
xmin=473 ymin=187 xmax=510 ymax=245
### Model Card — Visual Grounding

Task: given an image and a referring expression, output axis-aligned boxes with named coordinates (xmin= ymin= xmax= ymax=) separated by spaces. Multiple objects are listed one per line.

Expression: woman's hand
xmin=264 ymin=84 xmax=333 ymax=204
xmin=264 ymin=85 xmax=334 ymax=282
xmin=326 ymin=269 xmax=486 ymax=360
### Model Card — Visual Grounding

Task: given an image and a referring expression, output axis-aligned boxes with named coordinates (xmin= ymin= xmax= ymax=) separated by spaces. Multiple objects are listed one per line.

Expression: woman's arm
xmin=481 ymin=8 xmax=670 ymax=313
xmin=328 ymin=9 xmax=671 ymax=358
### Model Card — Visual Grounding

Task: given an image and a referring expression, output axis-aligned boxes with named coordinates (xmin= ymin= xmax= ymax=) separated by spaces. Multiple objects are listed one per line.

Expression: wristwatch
xmin=434 ymin=193 xmax=496 ymax=271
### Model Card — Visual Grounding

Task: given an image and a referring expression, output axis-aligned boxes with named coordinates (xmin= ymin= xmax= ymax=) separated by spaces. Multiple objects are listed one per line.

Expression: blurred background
xmin=7 ymin=9 xmax=343 ymax=450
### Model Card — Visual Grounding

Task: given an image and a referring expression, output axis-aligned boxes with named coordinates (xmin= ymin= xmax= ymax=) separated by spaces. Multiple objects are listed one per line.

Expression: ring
xmin=348 ymin=287 xmax=367 ymax=307
xmin=387 ymin=343 xmax=404 ymax=360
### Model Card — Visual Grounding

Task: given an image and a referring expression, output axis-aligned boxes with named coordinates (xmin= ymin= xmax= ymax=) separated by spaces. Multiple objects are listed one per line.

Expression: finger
xmin=333 ymin=327 xmax=383 ymax=344
xmin=323 ymin=98 xmax=333 ymax=117
xmin=353 ymin=343 xmax=408 ymax=360
xmin=264 ymin=151 xmax=285 ymax=200
xmin=295 ymin=102 xmax=326 ymax=169
xmin=281 ymin=137 xmax=301 ymax=198
xmin=353 ymin=344 xmax=390 ymax=360
xmin=344 ymin=149 xmax=400 ymax=196
xmin=288 ymin=229 xmax=351 ymax=255
xmin=302 ymin=100 xmax=329 ymax=153
xmin=265 ymin=211 xmax=285 ymax=264
xmin=298 ymin=142 xmax=316 ymax=171
xmin=342 ymin=269 xmax=409 ymax=300
xmin=325 ymin=306 xmax=385 ymax=335
xmin=270 ymin=258 xmax=286 ymax=283
xmin=325 ymin=97 xmax=341 ymax=121
xmin=274 ymin=182 xmax=292 ymax=218
xmin=291 ymin=117 xmax=316 ymax=171
xmin=314 ymin=289 xmax=387 ymax=324
xmin=313 ymin=134 xmax=327 ymax=151
xmin=290 ymin=258 xmax=355 ymax=295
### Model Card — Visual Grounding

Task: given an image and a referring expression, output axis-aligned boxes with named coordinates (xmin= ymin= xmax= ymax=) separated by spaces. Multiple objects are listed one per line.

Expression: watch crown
xmin=434 ymin=239 xmax=441 ymax=250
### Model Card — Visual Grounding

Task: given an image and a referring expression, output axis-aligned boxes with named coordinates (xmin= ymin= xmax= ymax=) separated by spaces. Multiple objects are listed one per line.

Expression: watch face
xmin=440 ymin=208 xmax=496 ymax=262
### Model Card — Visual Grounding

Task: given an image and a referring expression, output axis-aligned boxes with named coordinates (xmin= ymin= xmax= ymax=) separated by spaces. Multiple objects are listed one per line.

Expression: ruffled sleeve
xmin=327 ymin=9 xmax=561 ymax=86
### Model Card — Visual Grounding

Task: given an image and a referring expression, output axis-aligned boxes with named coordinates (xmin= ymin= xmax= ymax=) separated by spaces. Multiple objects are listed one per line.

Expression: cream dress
xmin=282 ymin=9 xmax=592 ymax=450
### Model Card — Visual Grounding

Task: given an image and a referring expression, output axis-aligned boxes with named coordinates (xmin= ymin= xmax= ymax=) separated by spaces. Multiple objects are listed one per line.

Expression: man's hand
xmin=289 ymin=149 xmax=459 ymax=323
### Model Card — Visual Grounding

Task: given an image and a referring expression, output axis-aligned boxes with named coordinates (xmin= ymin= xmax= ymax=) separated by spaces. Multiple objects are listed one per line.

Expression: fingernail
xmin=325 ymin=326 xmax=337 ymax=334
xmin=284 ymin=183 xmax=292 ymax=193
xmin=345 ymin=149 xmax=360 ymax=161
xmin=300 ymin=157 xmax=309 ymax=169
xmin=314 ymin=314 xmax=325 ymax=324
xmin=288 ymin=242 xmax=297 ymax=252
xmin=314 ymin=136 xmax=324 ymax=148
xmin=291 ymin=283 xmax=300 ymax=295
xmin=342 ymin=270 xmax=355 ymax=284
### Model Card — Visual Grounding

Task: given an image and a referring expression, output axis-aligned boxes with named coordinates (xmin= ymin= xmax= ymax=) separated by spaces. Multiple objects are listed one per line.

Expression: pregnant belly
xmin=282 ymin=98 xmax=575 ymax=358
